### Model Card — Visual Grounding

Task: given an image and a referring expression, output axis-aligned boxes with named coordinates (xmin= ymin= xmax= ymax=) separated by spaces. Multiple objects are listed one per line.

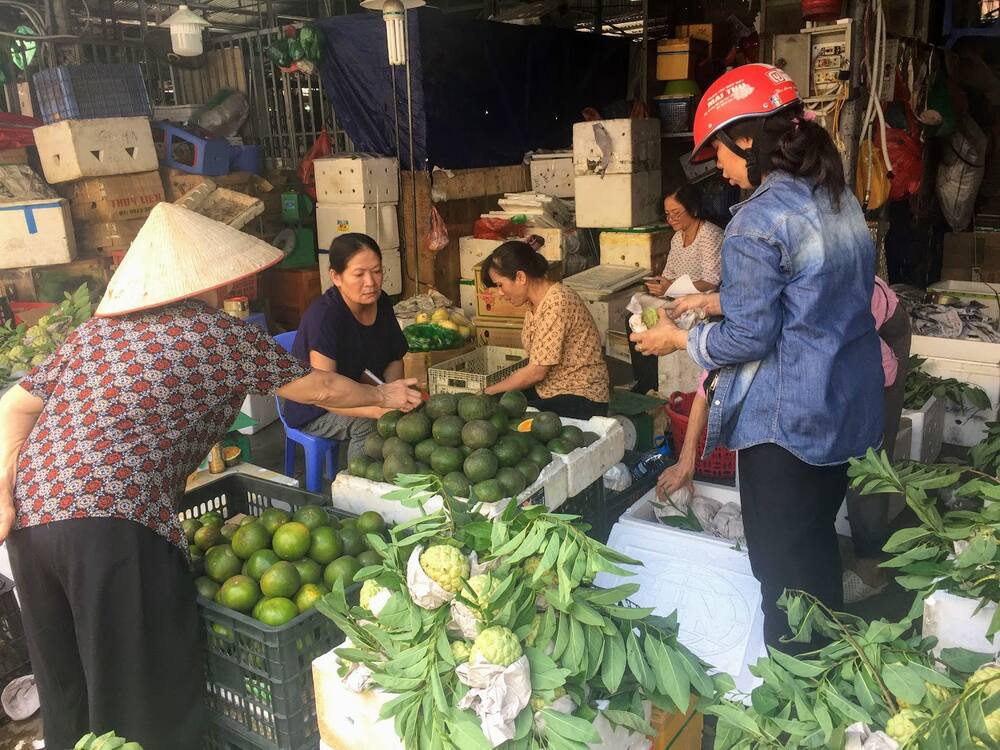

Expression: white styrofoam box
xmin=316 ymin=203 xmax=399 ymax=252
xmin=900 ymin=395 xmax=945 ymax=463
xmin=382 ymin=248 xmax=402 ymax=296
xmin=564 ymin=264 xmax=650 ymax=296
xmin=922 ymin=590 xmax=999 ymax=660
xmin=927 ymin=280 xmax=1000 ymax=321
xmin=315 ymin=647 xmax=656 ymax=750
xmin=575 ymin=171 xmax=662 ymax=229
xmin=583 ymin=285 xmax=641 ymax=345
xmin=238 ymin=394 xmax=279 ymax=435
xmin=319 ymin=248 xmax=401 ymax=295
xmin=910 ymin=335 xmax=1000 ymax=446
xmin=34 ymin=117 xmax=158 ymax=184
xmin=658 ymin=349 xmax=703 ymax=396
xmin=526 ymin=226 xmax=567 ymax=263
xmin=600 ymin=480 xmax=766 ymax=697
xmin=530 ymin=150 xmax=575 ymax=197
xmin=895 ymin=417 xmax=913 ymax=461
xmin=459 ymin=236 xmax=502 ymax=278
xmin=330 ymin=454 xmax=569 ymax=524
xmin=314 ymin=154 xmax=399 ymax=205
xmin=152 ymin=103 xmax=202 ymax=123
xmin=552 ymin=415 xmax=626 ymax=497
xmin=600 ymin=227 xmax=672 ymax=271
xmin=573 ymin=118 xmax=661 ymax=176
xmin=459 ymin=278 xmax=476 ymax=319
xmin=0 ymin=198 xmax=77 ymax=269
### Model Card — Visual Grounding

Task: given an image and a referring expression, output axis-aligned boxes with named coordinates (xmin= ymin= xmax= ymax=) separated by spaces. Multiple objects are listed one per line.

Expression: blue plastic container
xmin=33 ymin=64 xmax=152 ymax=124
xmin=230 ymin=144 xmax=262 ymax=173
xmin=154 ymin=121 xmax=231 ymax=176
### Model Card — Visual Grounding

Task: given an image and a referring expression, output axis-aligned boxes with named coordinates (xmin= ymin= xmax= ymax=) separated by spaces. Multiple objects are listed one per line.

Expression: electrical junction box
xmin=773 ymin=20 xmax=853 ymax=103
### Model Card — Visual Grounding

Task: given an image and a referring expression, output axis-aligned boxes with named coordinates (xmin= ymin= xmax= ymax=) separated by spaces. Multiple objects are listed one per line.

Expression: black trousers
xmin=738 ymin=443 xmax=848 ymax=652
xmin=524 ymin=387 xmax=608 ymax=420
xmin=7 ymin=518 xmax=204 ymax=750
xmin=625 ymin=312 xmax=659 ymax=394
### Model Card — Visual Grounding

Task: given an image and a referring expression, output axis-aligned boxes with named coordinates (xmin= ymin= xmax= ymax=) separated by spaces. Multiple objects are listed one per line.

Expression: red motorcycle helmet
xmin=691 ymin=64 xmax=801 ymax=172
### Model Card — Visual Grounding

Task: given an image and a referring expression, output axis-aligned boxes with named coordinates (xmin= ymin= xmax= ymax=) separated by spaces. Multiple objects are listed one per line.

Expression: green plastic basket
xmin=181 ymin=475 xmax=351 ymax=750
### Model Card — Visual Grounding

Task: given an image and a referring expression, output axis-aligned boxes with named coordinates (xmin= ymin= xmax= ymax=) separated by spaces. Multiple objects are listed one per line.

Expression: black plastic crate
xmin=559 ymin=479 xmax=608 ymax=542
xmin=204 ymin=718 xmax=278 ymax=750
xmin=0 ymin=574 xmax=30 ymax=724
xmin=181 ymin=475 xmax=348 ymax=750
xmin=33 ymin=63 xmax=152 ymax=124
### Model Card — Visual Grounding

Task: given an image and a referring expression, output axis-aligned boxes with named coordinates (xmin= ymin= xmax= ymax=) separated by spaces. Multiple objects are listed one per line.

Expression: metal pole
xmin=839 ymin=0 xmax=868 ymax=187
xmin=640 ymin=0 xmax=649 ymax=104
xmin=404 ymin=11 xmax=420 ymax=292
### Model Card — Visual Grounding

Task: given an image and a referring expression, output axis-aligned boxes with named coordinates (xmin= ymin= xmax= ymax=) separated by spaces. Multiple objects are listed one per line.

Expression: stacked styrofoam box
xmin=573 ymin=119 xmax=662 ymax=228
xmin=314 ymin=154 xmax=402 ymax=295
xmin=529 ymin=150 xmax=574 ymax=197
xmin=581 ymin=285 xmax=641 ymax=346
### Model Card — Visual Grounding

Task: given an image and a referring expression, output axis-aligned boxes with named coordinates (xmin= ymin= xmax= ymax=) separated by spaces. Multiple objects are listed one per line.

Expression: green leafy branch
xmin=904 ymin=356 xmax=992 ymax=413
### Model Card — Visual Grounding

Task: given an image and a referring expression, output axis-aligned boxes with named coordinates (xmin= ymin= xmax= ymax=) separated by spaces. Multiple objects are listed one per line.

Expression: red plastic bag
xmin=425 ymin=205 xmax=449 ymax=255
xmin=0 ymin=112 xmax=42 ymax=150
xmin=880 ymin=127 xmax=923 ymax=201
xmin=298 ymin=129 xmax=331 ymax=200
xmin=473 ymin=217 xmax=524 ymax=241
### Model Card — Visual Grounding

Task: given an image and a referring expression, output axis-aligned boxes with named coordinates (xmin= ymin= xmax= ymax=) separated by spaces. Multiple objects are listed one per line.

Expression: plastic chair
xmin=272 ymin=331 xmax=340 ymax=492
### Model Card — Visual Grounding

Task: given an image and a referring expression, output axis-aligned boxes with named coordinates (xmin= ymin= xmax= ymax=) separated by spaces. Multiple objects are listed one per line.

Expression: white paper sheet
xmin=666 ymin=274 xmax=701 ymax=297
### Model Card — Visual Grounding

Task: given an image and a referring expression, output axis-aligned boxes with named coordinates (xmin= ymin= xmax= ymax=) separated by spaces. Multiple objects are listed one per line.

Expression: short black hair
xmin=665 ymin=182 xmax=704 ymax=219
xmin=327 ymin=232 xmax=382 ymax=274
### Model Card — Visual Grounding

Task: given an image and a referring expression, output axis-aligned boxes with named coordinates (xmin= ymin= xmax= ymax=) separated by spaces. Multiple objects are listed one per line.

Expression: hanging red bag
xmin=879 ymin=127 xmax=924 ymax=201
xmin=298 ymin=129 xmax=331 ymax=200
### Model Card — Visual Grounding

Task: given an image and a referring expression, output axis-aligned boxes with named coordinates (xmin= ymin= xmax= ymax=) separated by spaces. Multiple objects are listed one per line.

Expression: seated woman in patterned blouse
xmin=481 ymin=241 xmax=609 ymax=420
xmin=643 ymin=182 xmax=724 ymax=297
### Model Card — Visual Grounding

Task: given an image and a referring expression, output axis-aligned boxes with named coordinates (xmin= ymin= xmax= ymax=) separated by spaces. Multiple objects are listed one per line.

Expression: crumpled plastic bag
xmin=456 ymin=655 xmax=532 ymax=748
xmin=707 ymin=504 xmax=745 ymax=543
xmin=0 ymin=165 xmax=57 ymax=203
xmin=406 ymin=545 xmax=468 ymax=610
xmin=626 ymin=293 xmax=703 ymax=333
xmin=590 ymin=702 xmax=655 ymax=750
xmin=691 ymin=495 xmax=723 ymax=529
xmin=844 ymin=722 xmax=900 ymax=750
xmin=335 ymin=639 xmax=377 ymax=693
xmin=425 ymin=205 xmax=449 ymax=254
xmin=651 ymin=484 xmax=694 ymax=518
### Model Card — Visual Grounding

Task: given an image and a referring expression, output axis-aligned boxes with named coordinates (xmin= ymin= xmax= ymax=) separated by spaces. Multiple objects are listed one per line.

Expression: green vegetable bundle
xmin=903 ymin=356 xmax=992 ymax=412
xmin=404 ymin=323 xmax=464 ymax=352
xmin=317 ymin=475 xmax=722 ymax=750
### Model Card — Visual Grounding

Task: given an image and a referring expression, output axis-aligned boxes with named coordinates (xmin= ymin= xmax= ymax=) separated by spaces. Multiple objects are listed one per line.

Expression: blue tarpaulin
xmin=317 ymin=9 xmax=630 ymax=170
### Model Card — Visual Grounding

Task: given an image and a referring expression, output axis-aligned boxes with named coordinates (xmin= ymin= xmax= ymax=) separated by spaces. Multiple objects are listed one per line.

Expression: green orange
xmin=272 ymin=521 xmax=311 ymax=561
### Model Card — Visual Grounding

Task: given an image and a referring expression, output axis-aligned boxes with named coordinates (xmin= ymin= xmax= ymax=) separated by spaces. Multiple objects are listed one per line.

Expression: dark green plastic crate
xmin=0 ymin=574 xmax=29 ymax=724
xmin=181 ymin=475 xmax=349 ymax=750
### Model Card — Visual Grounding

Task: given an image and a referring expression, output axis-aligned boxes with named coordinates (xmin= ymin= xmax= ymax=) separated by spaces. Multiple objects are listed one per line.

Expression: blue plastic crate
xmin=33 ymin=64 xmax=152 ymax=124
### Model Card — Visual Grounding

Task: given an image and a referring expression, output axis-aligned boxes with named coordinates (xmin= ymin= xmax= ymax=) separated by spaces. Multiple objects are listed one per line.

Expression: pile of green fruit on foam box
xmin=346 ymin=390 xmax=599 ymax=504
xmin=75 ymin=732 xmax=142 ymax=750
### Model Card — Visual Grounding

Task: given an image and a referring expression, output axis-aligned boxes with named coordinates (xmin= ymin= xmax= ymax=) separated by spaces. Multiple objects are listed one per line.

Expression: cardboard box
xmin=573 ymin=118 xmax=661 ymax=176
xmin=316 ymin=203 xmax=399 ymax=252
xmin=319 ymin=248 xmax=402 ymax=295
xmin=402 ymin=341 xmax=477 ymax=390
xmin=575 ymin=171 xmax=663 ymax=228
xmin=57 ymin=171 xmax=164 ymax=223
xmin=600 ymin=227 xmax=672 ymax=271
xmin=474 ymin=260 xmax=563 ymax=319
xmin=459 ymin=236 xmax=503 ymax=278
xmin=160 ymin=167 xmax=261 ymax=201
xmin=942 ymin=231 xmax=1000 ymax=282
xmin=314 ymin=154 xmax=399 ymax=205
xmin=529 ymin=150 xmax=574 ymax=197
xmin=34 ymin=117 xmax=158 ymax=184
xmin=474 ymin=316 xmax=523 ymax=349
xmin=656 ymin=38 xmax=708 ymax=81
xmin=265 ymin=266 xmax=322 ymax=329
xmin=0 ymin=257 xmax=110 ymax=302
xmin=0 ymin=198 xmax=77 ymax=269
xmin=76 ymin=218 xmax=144 ymax=254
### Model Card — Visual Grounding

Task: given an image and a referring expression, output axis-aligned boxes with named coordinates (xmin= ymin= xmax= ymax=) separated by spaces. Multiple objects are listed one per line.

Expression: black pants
xmin=626 ymin=312 xmax=659 ymax=393
xmin=524 ymin=387 xmax=608 ymax=420
xmin=738 ymin=443 xmax=848 ymax=652
xmin=7 ymin=518 xmax=205 ymax=750
xmin=846 ymin=304 xmax=912 ymax=557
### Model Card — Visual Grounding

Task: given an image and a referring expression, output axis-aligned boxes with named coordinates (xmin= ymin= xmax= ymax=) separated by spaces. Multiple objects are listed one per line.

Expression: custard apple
xmin=969 ymin=665 xmax=1000 ymax=697
xmin=451 ymin=640 xmax=472 ymax=663
xmin=986 ymin=709 xmax=1000 ymax=742
xmin=471 ymin=626 xmax=522 ymax=667
xmin=641 ymin=307 xmax=660 ymax=330
xmin=525 ymin=613 xmax=543 ymax=647
xmin=530 ymin=687 xmax=566 ymax=711
xmin=522 ymin=556 xmax=557 ymax=588
xmin=924 ymin=682 xmax=953 ymax=705
xmin=886 ymin=709 xmax=925 ymax=744
xmin=463 ymin=574 xmax=499 ymax=611
xmin=420 ymin=545 xmax=470 ymax=593
xmin=359 ymin=579 xmax=387 ymax=612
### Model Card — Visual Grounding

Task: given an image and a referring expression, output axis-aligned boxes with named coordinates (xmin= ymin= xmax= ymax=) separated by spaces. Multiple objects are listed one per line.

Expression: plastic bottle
xmin=631 ymin=443 xmax=673 ymax=481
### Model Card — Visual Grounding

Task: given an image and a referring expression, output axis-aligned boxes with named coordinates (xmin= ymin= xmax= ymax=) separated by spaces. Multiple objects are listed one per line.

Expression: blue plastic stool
xmin=273 ymin=331 xmax=341 ymax=493
xmin=153 ymin=121 xmax=231 ymax=176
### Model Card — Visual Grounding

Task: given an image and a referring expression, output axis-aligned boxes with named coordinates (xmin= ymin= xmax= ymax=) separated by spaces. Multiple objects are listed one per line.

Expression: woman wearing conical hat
xmin=0 ymin=203 xmax=421 ymax=749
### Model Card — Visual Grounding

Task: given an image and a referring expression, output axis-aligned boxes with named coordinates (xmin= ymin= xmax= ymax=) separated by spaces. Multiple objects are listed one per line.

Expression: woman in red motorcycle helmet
xmin=632 ymin=64 xmax=884 ymax=650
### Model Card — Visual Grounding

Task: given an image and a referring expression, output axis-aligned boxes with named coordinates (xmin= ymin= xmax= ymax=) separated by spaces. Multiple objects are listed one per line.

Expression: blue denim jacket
xmin=686 ymin=171 xmax=883 ymax=466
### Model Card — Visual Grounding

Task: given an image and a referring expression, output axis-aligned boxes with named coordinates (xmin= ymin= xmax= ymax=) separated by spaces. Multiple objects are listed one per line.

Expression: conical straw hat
xmin=96 ymin=202 xmax=284 ymax=317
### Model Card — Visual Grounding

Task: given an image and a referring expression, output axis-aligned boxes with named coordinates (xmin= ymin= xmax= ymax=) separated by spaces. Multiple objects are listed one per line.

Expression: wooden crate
xmin=402 ymin=341 xmax=476 ymax=391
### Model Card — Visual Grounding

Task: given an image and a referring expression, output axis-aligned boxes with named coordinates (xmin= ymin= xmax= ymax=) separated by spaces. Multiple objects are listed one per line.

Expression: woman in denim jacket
xmin=632 ymin=64 xmax=884 ymax=650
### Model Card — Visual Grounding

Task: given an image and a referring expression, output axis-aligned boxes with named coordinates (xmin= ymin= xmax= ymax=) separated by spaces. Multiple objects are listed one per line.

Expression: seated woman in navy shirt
xmin=283 ymin=233 xmax=409 ymax=458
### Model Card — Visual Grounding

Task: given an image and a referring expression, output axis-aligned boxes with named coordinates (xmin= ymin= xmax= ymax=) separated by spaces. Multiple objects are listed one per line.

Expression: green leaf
xmin=585 ymin=584 xmax=641 ymax=606
xmin=601 ymin=628 xmax=627 ymax=693
xmin=446 ymin=708 xmax=491 ymax=750
xmin=853 ymin=670 xmax=880 ymax=715
xmin=820 ymin=683 xmax=871 ymax=724
xmin=883 ymin=526 xmax=934 ymax=553
xmin=602 ymin=709 xmax=655 ymax=736
xmin=704 ymin=703 xmax=764 ymax=737
xmin=904 ymin=659 xmax=960 ymax=689
xmin=881 ymin=662 xmax=926 ymax=705
xmin=954 ymin=534 xmax=997 ymax=568
xmin=647 ymin=637 xmax=690 ymax=713
xmin=938 ymin=647 xmax=994 ymax=673
xmin=539 ymin=709 xmax=601 ymax=743
xmin=625 ymin=630 xmax=656 ymax=693
xmin=553 ymin=611 xmax=569 ymax=660
xmin=533 ymin=534 xmax=561 ymax=585
xmin=768 ymin=647 xmax=826 ymax=678
xmin=603 ymin=604 xmax=656 ymax=620
xmin=813 ymin=700 xmax=833 ymax=742
xmin=525 ymin=647 xmax=570 ymax=690
xmin=429 ymin=665 xmax=448 ymax=713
